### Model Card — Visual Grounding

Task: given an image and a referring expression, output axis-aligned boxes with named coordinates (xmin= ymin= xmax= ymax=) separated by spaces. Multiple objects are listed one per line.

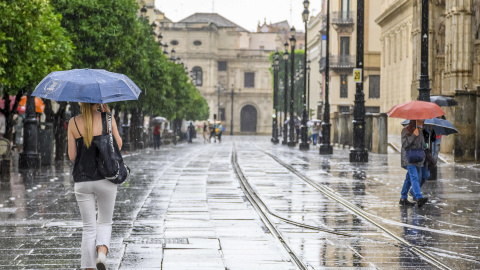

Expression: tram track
xmin=232 ymin=143 xmax=467 ymax=270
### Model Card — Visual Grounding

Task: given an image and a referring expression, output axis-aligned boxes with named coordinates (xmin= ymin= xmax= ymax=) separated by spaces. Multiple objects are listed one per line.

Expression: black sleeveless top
xmin=72 ymin=114 xmax=106 ymax=183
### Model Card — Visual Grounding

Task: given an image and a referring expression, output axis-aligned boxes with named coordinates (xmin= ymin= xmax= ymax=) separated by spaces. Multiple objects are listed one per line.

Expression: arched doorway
xmin=240 ymin=105 xmax=257 ymax=132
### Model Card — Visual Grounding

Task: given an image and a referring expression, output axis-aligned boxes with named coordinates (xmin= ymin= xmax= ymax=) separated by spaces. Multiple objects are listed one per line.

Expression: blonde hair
xmin=79 ymin=103 xmax=97 ymax=148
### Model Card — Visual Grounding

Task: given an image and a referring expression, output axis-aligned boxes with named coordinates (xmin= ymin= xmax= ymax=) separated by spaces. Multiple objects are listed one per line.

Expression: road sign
xmin=353 ymin=68 xmax=362 ymax=83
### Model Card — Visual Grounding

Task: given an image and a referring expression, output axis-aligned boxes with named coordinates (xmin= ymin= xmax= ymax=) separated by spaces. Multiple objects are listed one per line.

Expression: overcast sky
xmin=155 ymin=0 xmax=322 ymax=32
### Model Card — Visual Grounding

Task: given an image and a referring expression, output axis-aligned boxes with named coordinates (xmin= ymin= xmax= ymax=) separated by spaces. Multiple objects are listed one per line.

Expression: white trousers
xmin=75 ymin=180 xmax=117 ymax=269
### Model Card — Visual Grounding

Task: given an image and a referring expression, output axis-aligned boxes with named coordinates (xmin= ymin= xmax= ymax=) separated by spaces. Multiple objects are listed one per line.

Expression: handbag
xmin=94 ymin=112 xmax=130 ymax=184
xmin=406 ymin=148 xmax=425 ymax=163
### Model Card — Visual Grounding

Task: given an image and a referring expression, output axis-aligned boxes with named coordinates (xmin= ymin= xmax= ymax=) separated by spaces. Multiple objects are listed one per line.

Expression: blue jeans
xmin=311 ymin=134 xmax=318 ymax=145
xmin=431 ymin=137 xmax=441 ymax=162
xmin=401 ymin=165 xmax=423 ymax=200
xmin=419 ymin=165 xmax=430 ymax=188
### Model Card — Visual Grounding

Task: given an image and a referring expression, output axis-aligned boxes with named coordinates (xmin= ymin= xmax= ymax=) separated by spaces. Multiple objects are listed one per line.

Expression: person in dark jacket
xmin=399 ymin=120 xmax=428 ymax=207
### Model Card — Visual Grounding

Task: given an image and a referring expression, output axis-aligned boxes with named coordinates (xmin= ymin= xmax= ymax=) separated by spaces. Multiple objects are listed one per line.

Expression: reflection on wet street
xmin=1 ymin=136 xmax=479 ymax=269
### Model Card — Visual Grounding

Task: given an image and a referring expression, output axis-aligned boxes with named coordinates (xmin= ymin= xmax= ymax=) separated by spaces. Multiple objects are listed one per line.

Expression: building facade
xmin=317 ymin=0 xmax=383 ymax=122
xmin=306 ymin=12 xmax=324 ymax=119
xmin=376 ymin=0 xmax=414 ymax=135
xmin=377 ymin=0 xmax=480 ymax=160
xmin=159 ymin=13 xmax=284 ymax=135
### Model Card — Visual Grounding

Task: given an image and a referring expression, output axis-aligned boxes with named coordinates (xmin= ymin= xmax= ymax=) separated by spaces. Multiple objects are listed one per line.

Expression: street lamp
xmin=140 ymin=6 xmax=147 ymax=17
xmin=288 ymin=27 xmax=297 ymax=147
xmin=19 ymin=95 xmax=41 ymax=169
xmin=163 ymin=43 xmax=169 ymax=55
xmin=307 ymin=60 xmax=311 ymax=114
xmin=418 ymin=0 xmax=430 ymax=102
xmin=170 ymin=49 xmax=176 ymax=62
xmin=349 ymin=0 xmax=368 ymax=162
xmin=122 ymin=108 xmax=131 ymax=151
xmin=230 ymin=84 xmax=238 ymax=135
xmin=271 ymin=51 xmax=280 ymax=144
xmin=320 ymin=0 xmax=333 ymax=155
xmin=282 ymin=42 xmax=289 ymax=145
xmin=300 ymin=0 xmax=310 ymax=150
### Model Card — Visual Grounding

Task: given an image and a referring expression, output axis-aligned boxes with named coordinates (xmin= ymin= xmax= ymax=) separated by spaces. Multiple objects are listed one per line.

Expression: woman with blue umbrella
xmin=33 ymin=69 xmax=141 ymax=270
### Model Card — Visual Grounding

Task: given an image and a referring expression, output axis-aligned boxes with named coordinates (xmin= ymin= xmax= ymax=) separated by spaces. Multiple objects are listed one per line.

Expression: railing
xmin=319 ymin=55 xmax=356 ymax=71
xmin=331 ymin=11 xmax=355 ymax=25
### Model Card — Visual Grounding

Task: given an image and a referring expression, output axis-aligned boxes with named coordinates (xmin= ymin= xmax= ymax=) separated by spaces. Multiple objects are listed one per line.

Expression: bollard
xmin=372 ymin=114 xmax=379 ymax=153
xmin=365 ymin=113 xmax=373 ymax=151
xmin=332 ymin=112 xmax=339 ymax=144
xmin=38 ymin=123 xmax=53 ymax=166
xmin=454 ymin=90 xmax=476 ymax=162
xmin=378 ymin=113 xmax=388 ymax=154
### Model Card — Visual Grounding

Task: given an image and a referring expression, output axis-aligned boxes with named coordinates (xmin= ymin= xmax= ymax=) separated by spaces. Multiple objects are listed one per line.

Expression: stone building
xmin=306 ymin=12 xmax=324 ymax=119
xmin=316 ymin=0 xmax=382 ymax=123
xmin=377 ymin=0 xmax=480 ymax=162
xmin=159 ymin=13 xmax=285 ymax=135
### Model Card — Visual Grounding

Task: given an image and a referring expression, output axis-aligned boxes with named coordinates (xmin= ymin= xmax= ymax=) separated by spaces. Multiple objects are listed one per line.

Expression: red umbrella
xmin=387 ymin=101 xmax=445 ymax=120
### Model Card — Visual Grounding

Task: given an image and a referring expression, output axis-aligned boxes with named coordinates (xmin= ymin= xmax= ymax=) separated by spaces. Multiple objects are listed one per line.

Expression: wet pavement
xmin=1 ymin=136 xmax=479 ymax=269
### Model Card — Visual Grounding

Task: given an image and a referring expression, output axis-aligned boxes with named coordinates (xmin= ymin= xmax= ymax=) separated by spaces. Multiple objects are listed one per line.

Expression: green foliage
xmin=0 ymin=0 xmax=74 ymax=93
xmin=269 ymin=50 xmax=306 ymax=116
xmin=50 ymin=0 xmax=209 ymax=120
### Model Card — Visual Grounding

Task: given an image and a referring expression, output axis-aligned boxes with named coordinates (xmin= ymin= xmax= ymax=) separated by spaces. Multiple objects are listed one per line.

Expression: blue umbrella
xmin=32 ymin=69 xmax=141 ymax=103
xmin=401 ymin=118 xmax=459 ymax=135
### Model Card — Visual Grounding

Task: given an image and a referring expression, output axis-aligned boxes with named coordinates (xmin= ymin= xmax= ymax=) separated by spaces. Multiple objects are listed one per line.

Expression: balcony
xmin=331 ymin=11 xmax=355 ymax=26
xmin=319 ymin=55 xmax=356 ymax=72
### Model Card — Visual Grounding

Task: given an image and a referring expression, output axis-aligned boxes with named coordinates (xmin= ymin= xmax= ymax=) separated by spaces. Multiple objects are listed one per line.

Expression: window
xmin=192 ymin=66 xmax=203 ymax=86
xmin=170 ymin=40 xmax=179 ymax=46
xmin=220 ymin=108 xmax=226 ymax=121
xmin=365 ymin=106 xmax=380 ymax=114
xmin=338 ymin=106 xmax=350 ymax=113
xmin=340 ymin=37 xmax=350 ymax=56
xmin=342 ymin=0 xmax=351 ymax=18
xmin=218 ymin=61 xmax=227 ymax=71
xmin=369 ymin=75 xmax=380 ymax=98
xmin=340 ymin=75 xmax=348 ymax=98
xmin=244 ymin=72 xmax=255 ymax=88
xmin=193 ymin=40 xmax=202 ymax=46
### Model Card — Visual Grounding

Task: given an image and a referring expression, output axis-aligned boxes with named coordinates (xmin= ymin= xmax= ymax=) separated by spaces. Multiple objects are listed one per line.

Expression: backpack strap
xmin=101 ymin=112 xmax=108 ymax=135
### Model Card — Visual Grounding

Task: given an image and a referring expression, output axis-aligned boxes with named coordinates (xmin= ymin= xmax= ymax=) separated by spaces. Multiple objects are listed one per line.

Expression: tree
xmin=0 ymin=0 xmax=73 ymax=139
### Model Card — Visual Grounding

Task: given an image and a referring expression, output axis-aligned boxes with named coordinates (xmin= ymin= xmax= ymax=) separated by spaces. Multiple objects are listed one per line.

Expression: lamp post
xmin=170 ymin=49 xmax=176 ymax=62
xmin=271 ymin=51 xmax=280 ymax=144
xmin=307 ymin=60 xmax=311 ymax=114
xmin=216 ymin=84 xmax=224 ymax=122
xmin=350 ymin=0 xmax=368 ymax=162
xmin=299 ymin=0 xmax=310 ymax=150
xmin=418 ymin=0 xmax=430 ymax=102
xmin=19 ymin=95 xmax=41 ymax=169
xmin=140 ymin=6 xmax=147 ymax=17
xmin=163 ymin=44 xmax=169 ymax=55
xmin=282 ymin=42 xmax=289 ymax=145
xmin=122 ymin=108 xmax=131 ymax=151
xmin=288 ymin=27 xmax=297 ymax=147
xmin=230 ymin=84 xmax=237 ymax=135
xmin=320 ymin=0 xmax=333 ymax=154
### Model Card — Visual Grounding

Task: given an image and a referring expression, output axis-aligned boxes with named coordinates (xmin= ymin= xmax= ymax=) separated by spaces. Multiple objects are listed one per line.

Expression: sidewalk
xmin=0 ymin=142 xmax=295 ymax=270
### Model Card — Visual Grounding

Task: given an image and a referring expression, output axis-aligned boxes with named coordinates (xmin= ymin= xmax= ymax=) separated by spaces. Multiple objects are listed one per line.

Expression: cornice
xmin=375 ymin=0 xmax=411 ymax=26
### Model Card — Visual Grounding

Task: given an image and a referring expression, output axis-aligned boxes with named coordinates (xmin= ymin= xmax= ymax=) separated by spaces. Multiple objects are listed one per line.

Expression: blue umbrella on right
xmin=401 ymin=118 xmax=459 ymax=135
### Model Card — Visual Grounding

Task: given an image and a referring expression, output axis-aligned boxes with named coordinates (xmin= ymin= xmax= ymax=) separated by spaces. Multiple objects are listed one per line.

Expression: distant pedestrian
xmin=311 ymin=123 xmax=320 ymax=146
xmin=217 ymin=122 xmax=223 ymax=142
xmin=68 ymin=103 xmax=122 ymax=270
xmin=153 ymin=122 xmax=161 ymax=149
xmin=203 ymin=122 xmax=208 ymax=143
xmin=399 ymin=120 xmax=428 ymax=208
xmin=209 ymin=122 xmax=216 ymax=143
xmin=188 ymin=122 xmax=195 ymax=143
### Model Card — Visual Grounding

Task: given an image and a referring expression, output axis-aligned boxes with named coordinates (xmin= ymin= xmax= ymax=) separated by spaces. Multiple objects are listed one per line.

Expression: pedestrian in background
xmin=217 ymin=122 xmax=223 ymax=142
xmin=203 ymin=122 xmax=208 ymax=143
xmin=68 ymin=103 xmax=122 ymax=270
xmin=188 ymin=122 xmax=195 ymax=143
xmin=311 ymin=123 xmax=319 ymax=146
xmin=153 ymin=122 xmax=161 ymax=149
xmin=399 ymin=120 xmax=428 ymax=208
